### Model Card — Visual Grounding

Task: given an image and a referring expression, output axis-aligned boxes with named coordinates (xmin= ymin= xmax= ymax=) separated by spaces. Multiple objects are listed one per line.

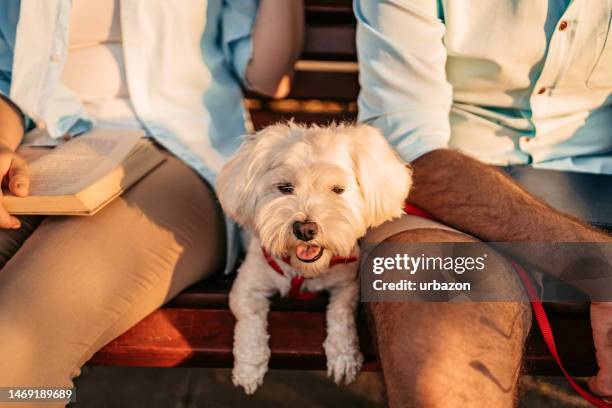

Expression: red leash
xmin=403 ymin=203 xmax=612 ymax=407
xmin=512 ymin=261 xmax=612 ymax=407
xmin=261 ymin=248 xmax=357 ymax=300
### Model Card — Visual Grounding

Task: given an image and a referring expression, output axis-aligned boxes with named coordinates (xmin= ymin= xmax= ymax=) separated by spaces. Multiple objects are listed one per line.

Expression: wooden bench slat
xmin=88 ymin=304 xmax=595 ymax=375
xmin=245 ymin=70 xmax=359 ymax=102
xmin=290 ymin=70 xmax=358 ymax=100
xmin=303 ymin=26 xmax=356 ymax=61
xmin=89 ymin=308 xmax=379 ymax=370
xmin=305 ymin=0 xmax=353 ymax=14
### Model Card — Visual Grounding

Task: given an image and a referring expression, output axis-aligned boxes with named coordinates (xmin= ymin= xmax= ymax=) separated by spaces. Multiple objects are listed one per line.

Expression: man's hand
xmin=0 ymin=145 xmax=28 ymax=229
xmin=590 ymin=302 xmax=612 ymax=398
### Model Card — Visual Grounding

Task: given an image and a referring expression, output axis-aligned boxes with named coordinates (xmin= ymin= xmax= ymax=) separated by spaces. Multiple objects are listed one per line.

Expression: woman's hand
xmin=0 ymin=95 xmax=28 ymax=228
xmin=0 ymin=144 xmax=29 ymax=229
xmin=590 ymin=302 xmax=612 ymax=398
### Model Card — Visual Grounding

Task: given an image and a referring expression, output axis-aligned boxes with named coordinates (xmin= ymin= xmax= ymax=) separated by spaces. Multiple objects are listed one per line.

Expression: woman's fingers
xmin=0 ymin=149 xmax=25 ymax=229
xmin=8 ymin=154 xmax=29 ymax=197
xmin=0 ymin=191 xmax=20 ymax=229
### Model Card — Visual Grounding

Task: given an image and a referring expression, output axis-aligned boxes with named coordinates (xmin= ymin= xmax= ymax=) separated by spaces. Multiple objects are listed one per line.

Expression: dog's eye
xmin=277 ymin=183 xmax=294 ymax=194
xmin=331 ymin=185 xmax=345 ymax=195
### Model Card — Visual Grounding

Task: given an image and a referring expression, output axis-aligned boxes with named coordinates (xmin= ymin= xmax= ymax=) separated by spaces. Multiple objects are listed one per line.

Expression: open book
xmin=4 ymin=129 xmax=166 ymax=215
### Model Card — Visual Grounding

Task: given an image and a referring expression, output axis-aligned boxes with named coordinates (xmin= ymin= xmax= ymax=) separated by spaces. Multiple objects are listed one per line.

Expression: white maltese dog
xmin=217 ymin=122 xmax=412 ymax=394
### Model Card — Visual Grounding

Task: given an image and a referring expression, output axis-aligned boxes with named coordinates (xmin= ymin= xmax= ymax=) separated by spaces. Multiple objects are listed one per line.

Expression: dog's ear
xmin=217 ymin=123 xmax=294 ymax=226
xmin=348 ymin=124 xmax=412 ymax=228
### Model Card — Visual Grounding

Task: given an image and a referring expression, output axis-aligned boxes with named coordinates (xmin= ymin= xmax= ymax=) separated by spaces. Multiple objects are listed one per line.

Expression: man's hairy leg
xmin=367 ymin=228 xmax=531 ymax=408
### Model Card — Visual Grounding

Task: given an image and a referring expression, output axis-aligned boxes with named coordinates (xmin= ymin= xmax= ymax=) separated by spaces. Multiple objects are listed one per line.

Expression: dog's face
xmin=217 ymin=123 xmax=412 ymax=277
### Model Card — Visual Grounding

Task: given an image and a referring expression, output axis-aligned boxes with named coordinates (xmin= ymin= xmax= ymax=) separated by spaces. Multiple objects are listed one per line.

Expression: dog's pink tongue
xmin=296 ymin=244 xmax=320 ymax=261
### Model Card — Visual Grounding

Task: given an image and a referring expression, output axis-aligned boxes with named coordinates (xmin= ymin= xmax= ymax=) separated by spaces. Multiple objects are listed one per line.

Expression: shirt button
xmin=559 ymin=20 xmax=568 ymax=31
xmin=537 ymin=87 xmax=546 ymax=95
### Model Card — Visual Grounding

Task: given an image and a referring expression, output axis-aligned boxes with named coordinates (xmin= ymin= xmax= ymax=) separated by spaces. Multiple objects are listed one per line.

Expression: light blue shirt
xmin=0 ymin=0 xmax=260 ymax=272
xmin=355 ymin=0 xmax=612 ymax=174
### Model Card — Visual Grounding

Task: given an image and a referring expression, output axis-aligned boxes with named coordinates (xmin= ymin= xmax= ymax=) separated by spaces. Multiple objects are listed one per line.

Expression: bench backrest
xmin=247 ymin=0 xmax=357 ymax=130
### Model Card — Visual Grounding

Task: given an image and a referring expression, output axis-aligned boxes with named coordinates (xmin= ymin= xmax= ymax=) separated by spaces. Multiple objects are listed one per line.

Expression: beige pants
xmin=0 ymin=151 xmax=226 ymax=407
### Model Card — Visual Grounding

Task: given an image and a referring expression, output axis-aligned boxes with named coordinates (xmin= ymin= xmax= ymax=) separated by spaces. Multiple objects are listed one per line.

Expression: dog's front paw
xmin=326 ymin=349 xmax=363 ymax=385
xmin=232 ymin=360 xmax=268 ymax=394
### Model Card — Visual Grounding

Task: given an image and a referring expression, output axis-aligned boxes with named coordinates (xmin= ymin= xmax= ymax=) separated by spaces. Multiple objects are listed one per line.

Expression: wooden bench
xmin=89 ymin=0 xmax=609 ymax=378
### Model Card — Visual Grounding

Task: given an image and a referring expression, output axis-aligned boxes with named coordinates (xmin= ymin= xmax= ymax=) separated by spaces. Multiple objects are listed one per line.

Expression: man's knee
xmin=369 ymin=226 xmax=532 ymax=349
xmin=365 ymin=228 xmax=532 ymax=406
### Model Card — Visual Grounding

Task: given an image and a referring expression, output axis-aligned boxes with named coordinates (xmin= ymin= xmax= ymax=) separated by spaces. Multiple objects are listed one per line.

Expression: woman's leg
xmin=0 ymin=153 xmax=226 ymax=407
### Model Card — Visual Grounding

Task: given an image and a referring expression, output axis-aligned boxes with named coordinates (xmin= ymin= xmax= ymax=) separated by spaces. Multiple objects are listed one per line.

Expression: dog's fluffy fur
xmin=217 ymin=122 xmax=412 ymax=394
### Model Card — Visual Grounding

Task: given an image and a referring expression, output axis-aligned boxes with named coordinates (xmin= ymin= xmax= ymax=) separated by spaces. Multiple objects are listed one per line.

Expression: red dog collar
xmin=261 ymin=204 xmax=422 ymax=300
xmin=261 ymin=247 xmax=358 ymax=300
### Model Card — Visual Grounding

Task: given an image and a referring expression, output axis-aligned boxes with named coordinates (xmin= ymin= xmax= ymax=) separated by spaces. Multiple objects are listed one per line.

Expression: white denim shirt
xmin=0 ymin=0 xmax=260 ymax=272
xmin=356 ymin=0 xmax=612 ymax=174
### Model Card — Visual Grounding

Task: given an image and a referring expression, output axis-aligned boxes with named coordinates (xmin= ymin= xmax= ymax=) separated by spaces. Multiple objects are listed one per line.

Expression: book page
xmin=25 ymin=129 xmax=145 ymax=196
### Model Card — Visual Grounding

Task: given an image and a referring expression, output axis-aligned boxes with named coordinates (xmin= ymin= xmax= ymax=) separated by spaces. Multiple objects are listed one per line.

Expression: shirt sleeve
xmin=220 ymin=0 xmax=259 ymax=87
xmin=0 ymin=1 xmax=18 ymax=99
xmin=355 ymin=0 xmax=452 ymax=163
xmin=0 ymin=1 xmax=33 ymax=132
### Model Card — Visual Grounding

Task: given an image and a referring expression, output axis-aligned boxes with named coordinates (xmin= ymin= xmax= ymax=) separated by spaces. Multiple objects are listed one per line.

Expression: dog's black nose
xmin=293 ymin=221 xmax=318 ymax=241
